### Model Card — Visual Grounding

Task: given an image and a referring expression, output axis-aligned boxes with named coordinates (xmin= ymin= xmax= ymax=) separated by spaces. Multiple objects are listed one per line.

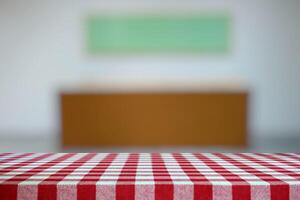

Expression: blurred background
xmin=0 ymin=0 xmax=299 ymax=152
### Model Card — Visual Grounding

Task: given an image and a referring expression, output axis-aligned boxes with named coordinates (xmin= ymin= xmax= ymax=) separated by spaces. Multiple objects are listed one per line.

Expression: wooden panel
xmin=60 ymin=92 xmax=248 ymax=147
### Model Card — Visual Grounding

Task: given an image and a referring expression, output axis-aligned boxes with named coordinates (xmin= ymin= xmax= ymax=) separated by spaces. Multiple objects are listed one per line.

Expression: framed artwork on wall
xmin=86 ymin=14 xmax=231 ymax=54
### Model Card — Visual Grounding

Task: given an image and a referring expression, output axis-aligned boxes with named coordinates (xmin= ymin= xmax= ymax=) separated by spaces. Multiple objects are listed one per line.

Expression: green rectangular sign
xmin=86 ymin=15 xmax=230 ymax=53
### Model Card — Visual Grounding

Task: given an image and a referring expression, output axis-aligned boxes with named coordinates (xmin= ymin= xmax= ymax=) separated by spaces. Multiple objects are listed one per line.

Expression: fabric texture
xmin=0 ymin=153 xmax=299 ymax=200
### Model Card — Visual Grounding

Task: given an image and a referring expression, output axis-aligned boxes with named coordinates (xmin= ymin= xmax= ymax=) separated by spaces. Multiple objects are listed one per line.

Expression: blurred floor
xmin=0 ymin=133 xmax=299 ymax=153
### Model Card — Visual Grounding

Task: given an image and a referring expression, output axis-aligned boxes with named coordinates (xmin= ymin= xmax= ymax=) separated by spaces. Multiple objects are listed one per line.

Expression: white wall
xmin=0 ymin=0 xmax=299 ymax=136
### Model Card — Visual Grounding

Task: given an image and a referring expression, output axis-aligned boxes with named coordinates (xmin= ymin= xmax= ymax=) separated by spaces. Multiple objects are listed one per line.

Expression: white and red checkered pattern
xmin=0 ymin=153 xmax=299 ymax=200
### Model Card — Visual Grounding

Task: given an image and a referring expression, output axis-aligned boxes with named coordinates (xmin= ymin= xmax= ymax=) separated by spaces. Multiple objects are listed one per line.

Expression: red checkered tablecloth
xmin=0 ymin=153 xmax=299 ymax=200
